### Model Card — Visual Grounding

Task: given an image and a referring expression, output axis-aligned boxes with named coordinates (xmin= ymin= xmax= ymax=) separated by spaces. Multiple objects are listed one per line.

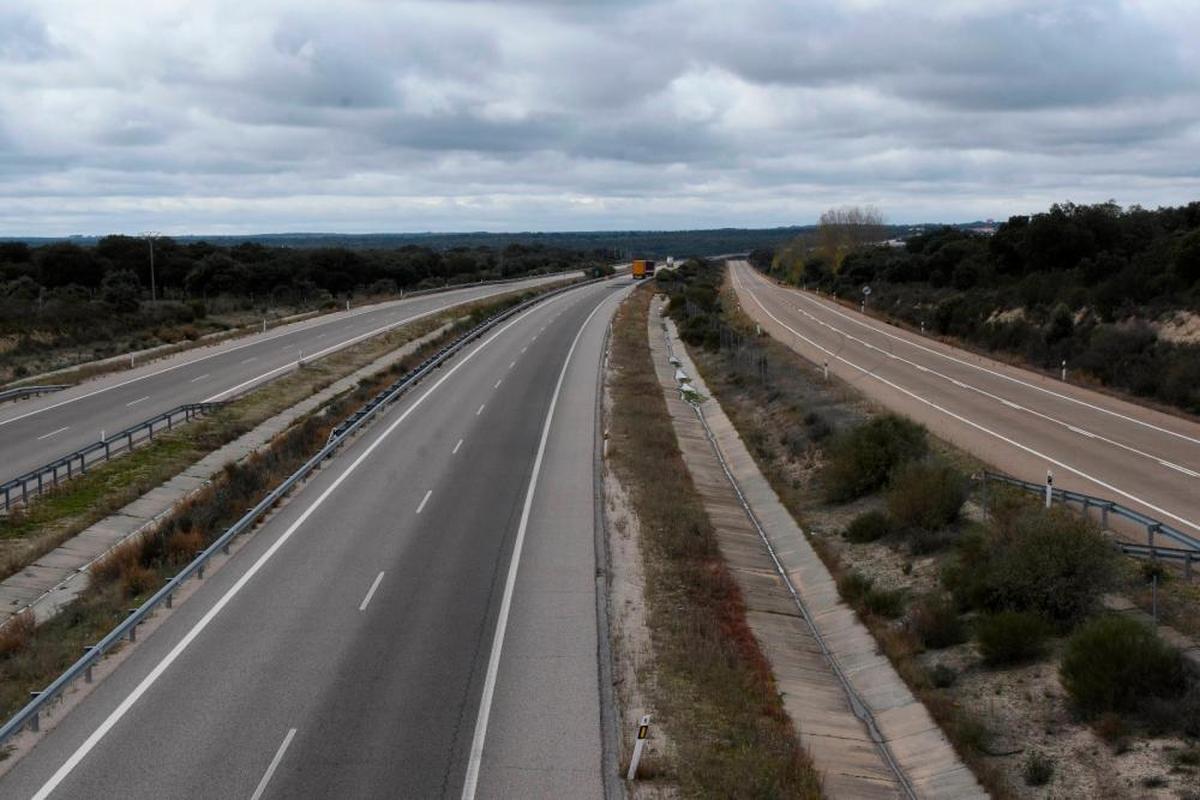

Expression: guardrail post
xmin=196 ymin=553 xmax=206 ymax=579
xmin=1101 ymin=503 xmax=1110 ymax=529
xmin=27 ymin=694 xmax=41 ymax=732
xmin=1148 ymin=523 xmax=1159 ymax=553
xmin=166 ymin=591 xmax=173 ymax=609
xmin=1187 ymin=553 xmax=1194 ymax=581
xmin=83 ymin=647 xmax=96 ymax=683
xmin=127 ymin=610 xmax=139 ymax=642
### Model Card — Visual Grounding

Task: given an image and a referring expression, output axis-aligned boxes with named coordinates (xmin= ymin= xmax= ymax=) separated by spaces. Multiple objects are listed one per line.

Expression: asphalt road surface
xmin=730 ymin=260 xmax=1200 ymax=543
xmin=0 ymin=273 xmax=580 ymax=486
xmin=0 ymin=277 xmax=629 ymax=799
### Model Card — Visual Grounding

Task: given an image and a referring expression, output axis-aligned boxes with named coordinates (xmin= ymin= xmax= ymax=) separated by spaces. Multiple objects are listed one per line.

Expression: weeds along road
xmin=730 ymin=260 xmax=1200 ymax=542
xmin=0 ymin=277 xmax=630 ymax=800
xmin=0 ymin=273 xmax=580 ymax=486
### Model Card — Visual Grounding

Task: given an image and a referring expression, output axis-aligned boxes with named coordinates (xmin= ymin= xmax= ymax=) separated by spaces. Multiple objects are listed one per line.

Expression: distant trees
xmin=817 ymin=206 xmax=885 ymax=273
xmin=749 ymin=200 xmax=1200 ymax=414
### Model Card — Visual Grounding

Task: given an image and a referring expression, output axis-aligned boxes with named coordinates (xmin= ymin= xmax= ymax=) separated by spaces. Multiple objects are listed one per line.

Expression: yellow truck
xmin=631 ymin=259 xmax=656 ymax=279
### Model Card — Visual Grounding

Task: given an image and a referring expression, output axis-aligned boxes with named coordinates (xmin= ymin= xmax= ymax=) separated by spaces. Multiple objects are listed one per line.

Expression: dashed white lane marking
xmin=416 ymin=489 xmax=432 ymax=515
xmin=460 ymin=291 xmax=611 ymax=800
xmin=189 ymin=374 xmax=210 ymax=383
xmin=735 ymin=268 xmax=1200 ymax=535
xmin=453 ymin=438 xmax=463 ymax=454
xmin=358 ymin=572 xmax=385 ymax=611
xmin=773 ymin=266 xmax=1200 ymax=448
xmin=742 ymin=267 xmax=1199 ymax=478
xmin=126 ymin=396 xmax=149 ymax=407
xmin=1161 ymin=461 xmax=1200 ymax=478
xmin=37 ymin=426 xmax=69 ymax=441
xmin=25 ymin=300 xmax=558 ymax=800
xmin=476 ymin=403 xmax=486 ymax=416
xmin=521 ymin=347 xmax=527 ymax=353
xmin=241 ymin=357 xmax=258 ymax=364
xmin=509 ymin=361 xmax=516 ymax=369
xmin=494 ymin=379 xmax=502 ymax=389
xmin=249 ymin=728 xmax=297 ymax=800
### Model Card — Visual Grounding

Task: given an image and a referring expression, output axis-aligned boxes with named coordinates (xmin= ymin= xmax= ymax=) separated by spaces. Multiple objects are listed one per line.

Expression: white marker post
xmin=627 ymin=715 xmax=651 ymax=780
xmin=262 ymin=318 xmax=267 ymax=333
xmin=1045 ymin=470 xmax=1053 ymax=508
xmin=129 ymin=353 xmax=135 ymax=368
xmin=1061 ymin=359 xmax=1067 ymax=381
xmin=823 ymin=360 xmax=829 ymax=381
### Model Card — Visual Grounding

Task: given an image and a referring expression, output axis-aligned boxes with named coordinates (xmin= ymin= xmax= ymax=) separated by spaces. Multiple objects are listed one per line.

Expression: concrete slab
xmin=650 ymin=299 xmax=987 ymax=800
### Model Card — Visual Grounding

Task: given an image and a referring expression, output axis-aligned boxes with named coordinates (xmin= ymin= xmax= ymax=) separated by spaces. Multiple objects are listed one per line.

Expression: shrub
xmin=886 ymin=459 xmax=968 ymax=530
xmin=976 ymin=611 xmax=1051 ymax=666
xmin=1022 ymin=751 xmax=1054 ymax=786
xmin=907 ymin=527 xmax=957 ymax=555
xmin=944 ymin=505 xmax=1117 ymax=628
xmin=910 ymin=593 xmax=967 ymax=649
xmin=837 ymin=571 xmax=874 ymax=604
xmin=822 ymin=415 xmax=928 ymax=502
xmin=930 ymin=663 xmax=958 ymax=689
xmin=0 ymin=611 xmax=36 ymax=659
xmin=1060 ymin=615 xmax=1189 ymax=719
xmin=120 ymin=561 xmax=158 ymax=597
xmin=844 ymin=510 xmax=891 ymax=543
xmin=865 ymin=587 xmax=906 ymax=619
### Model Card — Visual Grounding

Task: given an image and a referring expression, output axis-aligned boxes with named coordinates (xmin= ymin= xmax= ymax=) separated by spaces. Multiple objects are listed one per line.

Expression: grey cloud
xmin=0 ymin=0 xmax=1196 ymax=235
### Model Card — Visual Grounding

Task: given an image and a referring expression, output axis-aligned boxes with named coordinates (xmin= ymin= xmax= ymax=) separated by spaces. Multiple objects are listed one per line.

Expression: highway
xmin=729 ymin=260 xmax=1200 ymax=542
xmin=0 ymin=277 xmax=628 ymax=799
xmin=0 ymin=274 xmax=581 ymax=487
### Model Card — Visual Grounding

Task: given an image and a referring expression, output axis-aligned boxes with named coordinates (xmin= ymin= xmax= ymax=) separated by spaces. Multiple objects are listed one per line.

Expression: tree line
xmin=752 ymin=201 xmax=1200 ymax=413
xmin=0 ymin=237 xmax=612 ymax=333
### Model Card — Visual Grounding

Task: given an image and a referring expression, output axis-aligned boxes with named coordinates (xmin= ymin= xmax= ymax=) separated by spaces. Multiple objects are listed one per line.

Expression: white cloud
xmin=0 ymin=0 xmax=1196 ymax=235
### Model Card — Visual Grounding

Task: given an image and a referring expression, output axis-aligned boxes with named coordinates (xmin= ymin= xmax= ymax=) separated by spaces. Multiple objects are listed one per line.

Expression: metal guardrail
xmin=0 ymin=273 xmax=609 ymax=749
xmin=0 ymin=403 xmax=225 ymax=512
xmin=980 ymin=470 xmax=1200 ymax=577
xmin=0 ymin=384 xmax=69 ymax=404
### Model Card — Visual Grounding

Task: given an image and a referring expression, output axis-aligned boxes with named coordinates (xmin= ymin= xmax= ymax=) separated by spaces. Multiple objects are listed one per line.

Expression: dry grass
xmin=606 ymin=284 xmax=822 ymax=799
xmin=0 ymin=288 xmax=548 ymax=723
xmin=0 ymin=286 xmax=550 ymax=585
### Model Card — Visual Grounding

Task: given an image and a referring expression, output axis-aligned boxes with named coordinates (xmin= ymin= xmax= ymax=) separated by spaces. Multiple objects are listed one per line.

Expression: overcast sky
xmin=1 ymin=0 xmax=1197 ymax=236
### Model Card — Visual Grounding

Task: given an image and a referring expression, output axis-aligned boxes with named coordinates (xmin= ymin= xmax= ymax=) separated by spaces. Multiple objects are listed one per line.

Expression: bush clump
xmin=822 ymin=415 xmax=928 ymax=502
xmin=910 ymin=593 xmax=968 ymax=649
xmin=976 ymin=610 xmax=1052 ymax=666
xmin=844 ymin=510 xmax=891 ymax=543
xmin=1022 ymin=751 xmax=1054 ymax=787
xmin=838 ymin=571 xmax=905 ymax=619
xmin=1060 ymin=615 xmax=1190 ymax=720
xmin=886 ymin=459 xmax=968 ymax=530
xmin=943 ymin=505 xmax=1117 ymax=628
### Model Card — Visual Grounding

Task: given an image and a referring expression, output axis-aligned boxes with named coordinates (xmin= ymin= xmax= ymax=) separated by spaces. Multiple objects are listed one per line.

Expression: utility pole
xmin=141 ymin=231 xmax=160 ymax=302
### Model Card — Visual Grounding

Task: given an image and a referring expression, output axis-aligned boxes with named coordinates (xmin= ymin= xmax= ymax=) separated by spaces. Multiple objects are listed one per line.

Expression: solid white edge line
xmin=358 ymin=572 xmax=386 ymax=612
xmin=734 ymin=267 xmax=1200 ymax=535
xmin=0 ymin=279 xmax=554 ymax=427
xmin=416 ymin=489 xmax=432 ymax=514
xmin=249 ymin=727 xmax=297 ymax=800
xmin=459 ymin=293 xmax=609 ymax=800
xmin=740 ymin=265 xmax=1200 ymax=477
xmin=758 ymin=263 xmax=1200 ymax=448
xmin=28 ymin=293 xmax=566 ymax=800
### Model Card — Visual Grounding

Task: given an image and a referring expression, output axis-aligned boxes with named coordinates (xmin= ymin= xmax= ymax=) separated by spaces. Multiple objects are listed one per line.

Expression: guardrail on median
xmin=980 ymin=470 xmax=1200 ymax=577
xmin=0 ymin=384 xmax=69 ymax=404
xmin=0 ymin=273 xmax=610 ymax=749
xmin=0 ymin=403 xmax=226 ymax=512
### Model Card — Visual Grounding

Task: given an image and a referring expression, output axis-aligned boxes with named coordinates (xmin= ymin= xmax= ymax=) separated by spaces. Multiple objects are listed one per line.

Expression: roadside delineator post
xmin=1061 ymin=359 xmax=1067 ymax=381
xmin=627 ymin=715 xmax=651 ymax=780
xmin=823 ymin=360 xmax=829 ymax=381
xmin=1045 ymin=470 xmax=1053 ymax=508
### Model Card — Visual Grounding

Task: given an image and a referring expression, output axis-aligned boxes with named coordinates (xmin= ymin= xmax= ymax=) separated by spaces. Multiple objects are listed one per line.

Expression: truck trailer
xmin=631 ymin=259 xmax=656 ymax=279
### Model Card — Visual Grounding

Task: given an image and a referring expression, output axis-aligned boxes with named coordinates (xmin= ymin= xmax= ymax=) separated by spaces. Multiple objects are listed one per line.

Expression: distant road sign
xmin=862 ymin=285 xmax=872 ymax=296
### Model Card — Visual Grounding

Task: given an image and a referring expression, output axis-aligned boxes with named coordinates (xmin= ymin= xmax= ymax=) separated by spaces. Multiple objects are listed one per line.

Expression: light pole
xmin=140 ymin=231 xmax=159 ymax=302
